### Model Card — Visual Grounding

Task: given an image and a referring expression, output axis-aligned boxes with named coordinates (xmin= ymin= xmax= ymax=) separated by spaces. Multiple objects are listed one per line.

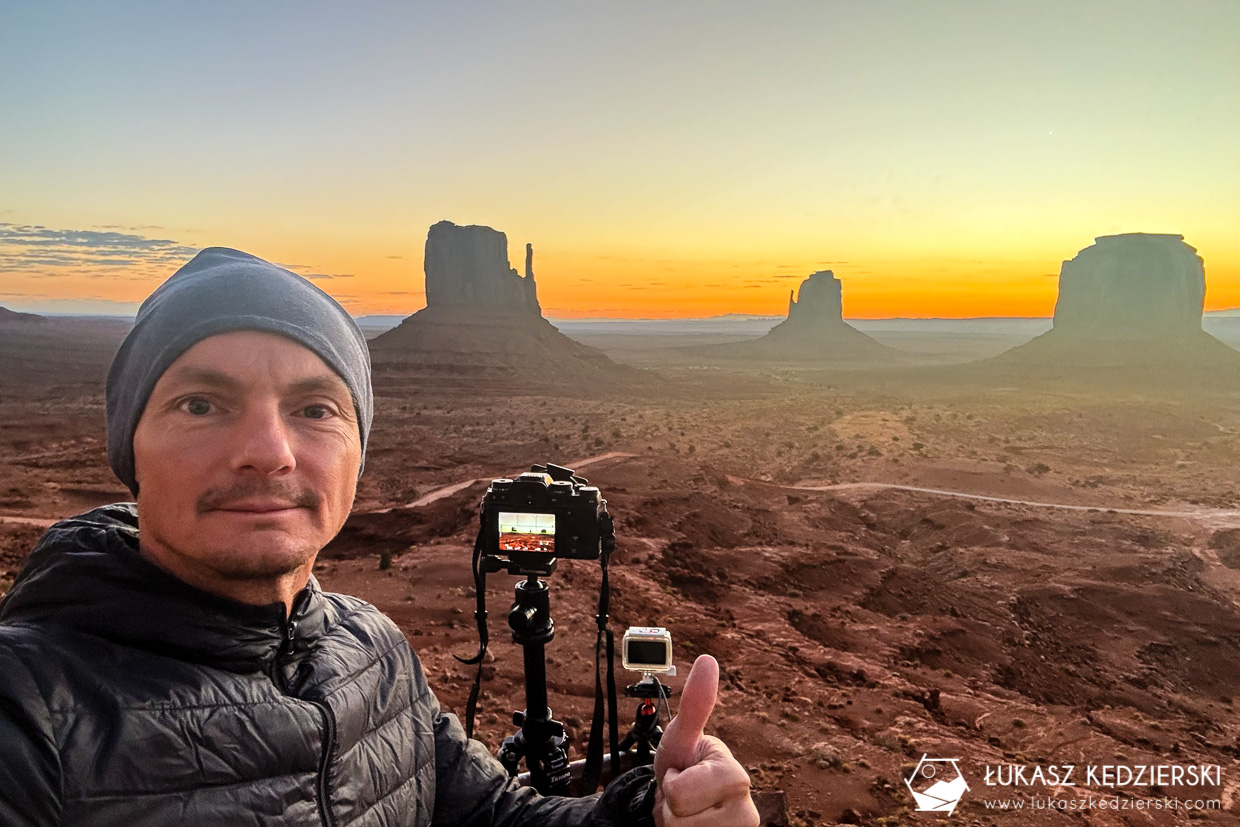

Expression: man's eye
xmin=303 ymin=404 xmax=332 ymax=420
xmin=182 ymin=397 xmax=212 ymax=416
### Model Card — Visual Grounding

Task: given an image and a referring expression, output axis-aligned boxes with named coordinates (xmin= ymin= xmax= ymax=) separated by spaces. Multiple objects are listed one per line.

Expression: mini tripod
xmin=618 ymin=674 xmax=673 ymax=766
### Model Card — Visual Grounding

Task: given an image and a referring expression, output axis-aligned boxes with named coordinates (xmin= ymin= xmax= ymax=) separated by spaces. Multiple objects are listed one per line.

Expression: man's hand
xmin=653 ymin=655 xmax=760 ymax=827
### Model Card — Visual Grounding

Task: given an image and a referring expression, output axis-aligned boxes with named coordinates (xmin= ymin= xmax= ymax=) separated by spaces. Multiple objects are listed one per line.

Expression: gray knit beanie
xmin=106 ymin=247 xmax=373 ymax=495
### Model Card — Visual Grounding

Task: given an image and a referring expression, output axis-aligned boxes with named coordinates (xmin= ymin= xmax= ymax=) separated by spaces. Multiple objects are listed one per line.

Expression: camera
xmin=480 ymin=463 xmax=606 ymax=567
xmin=622 ymin=626 xmax=676 ymax=676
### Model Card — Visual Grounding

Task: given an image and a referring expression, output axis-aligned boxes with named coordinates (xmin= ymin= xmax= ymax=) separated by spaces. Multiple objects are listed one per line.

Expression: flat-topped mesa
xmin=988 ymin=231 xmax=1240 ymax=379
xmin=1052 ymin=233 xmax=1204 ymax=339
xmin=423 ymin=220 xmax=540 ymax=316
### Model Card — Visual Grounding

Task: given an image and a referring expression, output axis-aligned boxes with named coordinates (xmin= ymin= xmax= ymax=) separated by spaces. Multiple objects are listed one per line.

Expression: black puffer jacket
xmin=0 ymin=505 xmax=653 ymax=826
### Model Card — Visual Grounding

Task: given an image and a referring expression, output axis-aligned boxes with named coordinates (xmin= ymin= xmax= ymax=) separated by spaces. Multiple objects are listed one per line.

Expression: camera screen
xmin=627 ymin=639 xmax=669 ymax=667
xmin=498 ymin=512 xmax=556 ymax=553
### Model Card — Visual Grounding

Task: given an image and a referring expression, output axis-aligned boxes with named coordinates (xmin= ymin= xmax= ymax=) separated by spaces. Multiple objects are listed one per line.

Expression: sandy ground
xmin=4 ymin=319 xmax=1240 ymax=825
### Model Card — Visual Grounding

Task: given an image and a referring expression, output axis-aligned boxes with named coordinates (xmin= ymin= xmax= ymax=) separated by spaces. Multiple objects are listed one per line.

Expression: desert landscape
xmin=4 ymin=228 xmax=1240 ymax=825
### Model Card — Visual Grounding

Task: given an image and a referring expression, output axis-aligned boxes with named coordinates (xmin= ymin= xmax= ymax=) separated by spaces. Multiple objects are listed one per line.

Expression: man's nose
xmin=230 ymin=403 xmax=296 ymax=475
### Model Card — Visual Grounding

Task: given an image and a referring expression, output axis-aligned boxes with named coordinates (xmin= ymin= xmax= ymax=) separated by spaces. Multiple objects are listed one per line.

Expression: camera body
xmin=481 ymin=468 xmax=605 ymax=566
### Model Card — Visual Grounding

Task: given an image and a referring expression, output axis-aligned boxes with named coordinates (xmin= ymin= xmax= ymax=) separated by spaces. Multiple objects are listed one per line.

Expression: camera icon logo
xmin=904 ymin=754 xmax=969 ymax=816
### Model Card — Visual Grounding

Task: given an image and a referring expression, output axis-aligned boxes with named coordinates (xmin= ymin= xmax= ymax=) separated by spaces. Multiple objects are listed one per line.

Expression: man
xmin=0 ymin=248 xmax=759 ymax=827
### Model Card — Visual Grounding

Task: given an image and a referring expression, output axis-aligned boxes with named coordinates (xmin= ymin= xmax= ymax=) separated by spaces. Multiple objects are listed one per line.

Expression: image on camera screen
xmin=498 ymin=512 xmax=556 ymax=553
xmin=627 ymin=640 xmax=668 ymax=667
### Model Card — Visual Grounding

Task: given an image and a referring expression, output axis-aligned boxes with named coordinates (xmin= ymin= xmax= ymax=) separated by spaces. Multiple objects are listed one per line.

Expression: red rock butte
xmin=688 ymin=270 xmax=896 ymax=364
xmin=369 ymin=221 xmax=643 ymax=387
xmin=995 ymin=232 xmax=1240 ymax=376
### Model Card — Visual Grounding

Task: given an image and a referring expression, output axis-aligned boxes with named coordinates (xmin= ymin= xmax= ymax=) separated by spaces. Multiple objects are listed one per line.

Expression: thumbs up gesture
xmin=653 ymin=655 xmax=760 ymax=827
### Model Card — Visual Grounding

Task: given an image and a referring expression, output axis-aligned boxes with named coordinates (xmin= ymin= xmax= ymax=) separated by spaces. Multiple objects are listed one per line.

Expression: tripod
xmin=493 ymin=566 xmax=572 ymax=795
xmin=618 ymin=675 xmax=672 ymax=767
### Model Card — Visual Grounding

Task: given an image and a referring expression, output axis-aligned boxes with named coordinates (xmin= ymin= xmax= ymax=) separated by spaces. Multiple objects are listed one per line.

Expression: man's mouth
xmin=211 ymin=499 xmax=305 ymax=514
xmin=198 ymin=484 xmax=320 ymax=515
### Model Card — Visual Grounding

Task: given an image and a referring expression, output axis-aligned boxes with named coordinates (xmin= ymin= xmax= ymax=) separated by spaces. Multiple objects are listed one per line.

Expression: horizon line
xmin=18 ymin=311 xmax=1240 ymax=323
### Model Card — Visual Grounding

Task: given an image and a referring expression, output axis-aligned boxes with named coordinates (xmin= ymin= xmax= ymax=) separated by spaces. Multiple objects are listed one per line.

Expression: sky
xmin=1 ymin=1 xmax=1237 ymax=319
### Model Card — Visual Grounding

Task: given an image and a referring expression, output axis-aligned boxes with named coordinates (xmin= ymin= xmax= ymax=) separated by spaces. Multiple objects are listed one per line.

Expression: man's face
xmin=132 ymin=330 xmax=362 ymax=586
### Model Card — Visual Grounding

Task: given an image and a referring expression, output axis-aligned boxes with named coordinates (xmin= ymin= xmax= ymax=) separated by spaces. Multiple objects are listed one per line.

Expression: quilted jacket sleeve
xmin=420 ymin=658 xmax=654 ymax=827
xmin=0 ymin=637 xmax=62 ymax=826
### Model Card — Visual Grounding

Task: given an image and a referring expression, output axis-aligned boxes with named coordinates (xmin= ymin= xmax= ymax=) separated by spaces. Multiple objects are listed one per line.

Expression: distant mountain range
xmin=10 ymin=308 xmax=1240 ymax=330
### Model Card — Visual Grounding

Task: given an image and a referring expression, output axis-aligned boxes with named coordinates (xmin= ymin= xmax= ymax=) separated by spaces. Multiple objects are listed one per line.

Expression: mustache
xmin=196 ymin=479 xmax=321 ymax=513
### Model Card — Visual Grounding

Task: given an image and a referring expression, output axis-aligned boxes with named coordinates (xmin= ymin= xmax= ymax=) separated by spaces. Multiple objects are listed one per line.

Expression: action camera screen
xmin=498 ymin=512 xmax=556 ymax=553
xmin=627 ymin=640 xmax=669 ymax=667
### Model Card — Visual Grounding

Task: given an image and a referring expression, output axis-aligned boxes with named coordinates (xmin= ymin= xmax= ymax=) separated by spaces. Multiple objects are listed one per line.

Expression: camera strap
xmin=456 ymin=505 xmax=619 ymax=785
xmin=581 ymin=511 xmax=619 ymax=793
xmin=456 ymin=526 xmax=489 ymax=739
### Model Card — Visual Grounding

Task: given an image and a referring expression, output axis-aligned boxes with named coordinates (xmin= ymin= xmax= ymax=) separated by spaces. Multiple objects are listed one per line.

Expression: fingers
xmin=655 ymin=654 xmax=720 ymax=773
xmin=656 ymin=787 xmax=760 ymax=827
xmin=660 ymin=737 xmax=752 ymax=816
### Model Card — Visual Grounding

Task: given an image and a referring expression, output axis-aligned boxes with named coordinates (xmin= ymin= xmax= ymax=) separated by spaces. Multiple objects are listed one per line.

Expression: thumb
xmin=656 ymin=654 xmax=719 ymax=776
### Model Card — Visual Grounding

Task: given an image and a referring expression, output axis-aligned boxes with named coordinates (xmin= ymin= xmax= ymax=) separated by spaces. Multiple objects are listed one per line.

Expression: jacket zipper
xmin=269 ymin=607 xmax=337 ymax=827
xmin=310 ymin=699 xmax=338 ymax=827
xmin=267 ymin=616 xmax=297 ymax=692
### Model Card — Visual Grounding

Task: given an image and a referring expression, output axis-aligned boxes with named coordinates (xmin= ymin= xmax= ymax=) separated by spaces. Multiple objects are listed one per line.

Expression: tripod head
xmin=626 ymin=673 xmax=673 ymax=700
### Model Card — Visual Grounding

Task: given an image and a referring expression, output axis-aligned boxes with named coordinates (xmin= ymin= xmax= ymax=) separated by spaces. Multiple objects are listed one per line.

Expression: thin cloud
xmin=0 ymin=222 xmax=198 ymax=277
xmin=278 ymin=262 xmax=355 ymax=281
xmin=95 ymin=224 xmax=167 ymax=232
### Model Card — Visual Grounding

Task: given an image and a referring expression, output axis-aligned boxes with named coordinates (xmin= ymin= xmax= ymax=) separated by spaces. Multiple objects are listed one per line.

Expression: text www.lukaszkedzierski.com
xmin=982 ymin=796 xmax=1221 ymax=812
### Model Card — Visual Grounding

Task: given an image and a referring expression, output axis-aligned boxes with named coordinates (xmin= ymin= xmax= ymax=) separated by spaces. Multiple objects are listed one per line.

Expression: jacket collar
xmin=0 ymin=503 xmax=329 ymax=673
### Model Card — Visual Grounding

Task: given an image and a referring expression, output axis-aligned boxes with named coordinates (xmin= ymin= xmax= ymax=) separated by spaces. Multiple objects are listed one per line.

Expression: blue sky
xmin=2 ymin=1 xmax=1237 ymax=317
